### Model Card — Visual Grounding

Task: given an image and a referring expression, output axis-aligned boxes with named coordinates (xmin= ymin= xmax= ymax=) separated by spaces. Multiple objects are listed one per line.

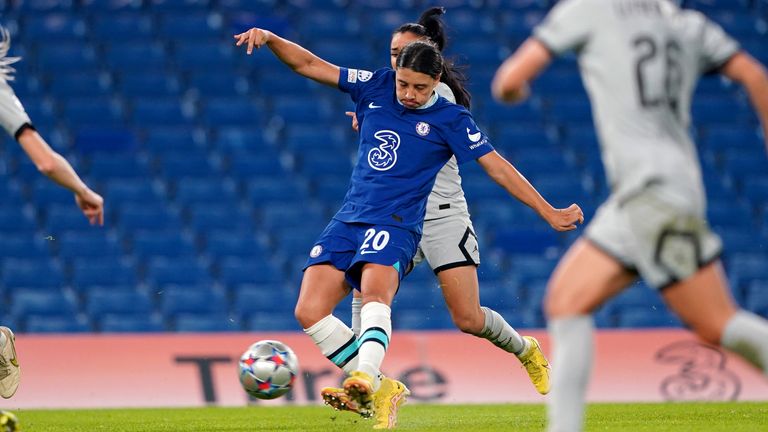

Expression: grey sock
xmin=548 ymin=315 xmax=594 ymax=432
xmin=480 ymin=306 xmax=526 ymax=355
xmin=721 ymin=309 xmax=768 ymax=375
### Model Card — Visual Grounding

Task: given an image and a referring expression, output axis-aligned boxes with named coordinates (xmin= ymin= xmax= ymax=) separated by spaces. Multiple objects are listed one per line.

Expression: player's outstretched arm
xmin=476 ymin=150 xmax=583 ymax=231
xmin=233 ymin=27 xmax=340 ymax=88
xmin=17 ymin=128 xmax=104 ymax=226
xmin=721 ymin=52 xmax=768 ymax=155
xmin=492 ymin=38 xmax=552 ymax=104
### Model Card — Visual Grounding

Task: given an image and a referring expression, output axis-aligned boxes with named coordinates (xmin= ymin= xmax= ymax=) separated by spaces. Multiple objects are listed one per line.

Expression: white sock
xmin=480 ymin=306 xmax=527 ymax=355
xmin=721 ymin=309 xmax=768 ymax=375
xmin=548 ymin=315 xmax=594 ymax=432
xmin=304 ymin=315 xmax=359 ymax=374
xmin=357 ymin=302 xmax=392 ymax=391
xmin=352 ymin=297 xmax=363 ymax=337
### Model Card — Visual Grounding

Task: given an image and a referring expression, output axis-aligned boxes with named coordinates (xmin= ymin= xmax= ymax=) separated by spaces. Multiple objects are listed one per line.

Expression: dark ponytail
xmin=393 ymin=7 xmax=472 ymax=109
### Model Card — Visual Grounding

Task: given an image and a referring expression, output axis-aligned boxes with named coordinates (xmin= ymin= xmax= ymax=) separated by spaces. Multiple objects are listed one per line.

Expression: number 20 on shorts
xmin=360 ymin=228 xmax=390 ymax=254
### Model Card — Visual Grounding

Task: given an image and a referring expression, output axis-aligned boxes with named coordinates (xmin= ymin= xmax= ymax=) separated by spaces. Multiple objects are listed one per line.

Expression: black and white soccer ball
xmin=0 ymin=410 xmax=19 ymax=432
xmin=238 ymin=340 xmax=299 ymax=400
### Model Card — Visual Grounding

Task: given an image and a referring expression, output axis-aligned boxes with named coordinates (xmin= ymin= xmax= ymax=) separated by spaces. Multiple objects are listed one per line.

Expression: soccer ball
xmin=238 ymin=340 xmax=299 ymax=400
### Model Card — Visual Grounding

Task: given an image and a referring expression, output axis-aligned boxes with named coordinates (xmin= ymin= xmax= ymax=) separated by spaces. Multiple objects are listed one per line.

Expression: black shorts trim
xmin=14 ymin=122 xmax=35 ymax=140
xmin=657 ymin=250 xmax=723 ymax=292
xmin=433 ymin=260 xmax=477 ymax=275
xmin=583 ymin=236 xmax=639 ymax=275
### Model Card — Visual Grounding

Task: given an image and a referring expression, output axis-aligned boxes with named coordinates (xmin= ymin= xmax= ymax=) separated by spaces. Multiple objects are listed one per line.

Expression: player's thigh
xmin=546 ymin=238 xmax=636 ymax=317
xmin=661 ymin=260 xmax=737 ymax=344
xmin=437 ymin=265 xmax=481 ymax=315
xmin=360 ymin=263 xmax=401 ymax=305
xmin=295 ymin=264 xmax=350 ymax=327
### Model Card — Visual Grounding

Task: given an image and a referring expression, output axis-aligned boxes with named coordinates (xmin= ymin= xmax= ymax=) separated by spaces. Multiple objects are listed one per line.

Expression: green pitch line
xmin=12 ymin=402 xmax=768 ymax=432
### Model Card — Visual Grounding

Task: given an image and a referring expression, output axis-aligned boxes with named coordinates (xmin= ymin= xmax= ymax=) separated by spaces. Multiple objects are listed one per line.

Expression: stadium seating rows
xmin=0 ymin=0 xmax=765 ymax=332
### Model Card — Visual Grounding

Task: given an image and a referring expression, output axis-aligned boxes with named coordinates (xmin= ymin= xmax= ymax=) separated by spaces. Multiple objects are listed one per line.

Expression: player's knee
xmin=451 ymin=310 xmax=484 ymax=334
xmin=294 ymin=302 xmax=319 ymax=329
xmin=544 ymin=287 xmax=589 ymax=318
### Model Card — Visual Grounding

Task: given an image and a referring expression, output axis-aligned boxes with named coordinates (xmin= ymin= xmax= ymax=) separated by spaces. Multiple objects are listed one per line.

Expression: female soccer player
xmin=492 ymin=1 xmax=768 ymax=431
xmin=343 ymin=6 xmax=553 ymax=397
xmin=234 ymin=28 xmax=583 ymax=428
xmin=0 ymin=27 xmax=104 ymax=399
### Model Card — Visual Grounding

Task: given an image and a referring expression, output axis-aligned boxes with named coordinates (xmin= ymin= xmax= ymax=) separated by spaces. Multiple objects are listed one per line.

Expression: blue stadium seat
xmin=62 ymin=98 xmax=124 ymax=127
xmin=492 ymin=228 xmax=561 ymax=255
xmin=299 ymin=11 xmax=359 ymax=38
xmin=146 ymin=257 xmax=211 ymax=286
xmin=0 ymin=182 xmax=26 ymax=205
xmin=175 ymin=313 xmax=241 ymax=332
xmin=394 ymin=308 xmax=454 ymax=330
xmin=174 ymin=179 xmax=238 ymax=205
xmin=105 ymin=42 xmax=168 ymax=71
xmin=533 ymin=70 xmax=585 ymax=95
xmin=692 ymin=96 xmax=755 ymax=124
xmin=482 ymin=100 xmax=542 ymax=124
xmin=71 ymin=259 xmax=138 ymax=290
xmin=13 ymin=0 xmax=75 ymax=12
xmin=132 ymin=99 xmax=189 ymax=125
xmin=12 ymin=289 xmax=77 ymax=316
xmin=0 ymin=234 xmax=50 ymax=260
xmin=119 ymin=73 xmax=181 ymax=97
xmin=57 ymin=232 xmax=123 ymax=259
xmin=259 ymin=203 xmax=324 ymax=231
xmin=273 ymin=97 xmax=331 ymax=123
xmin=104 ymin=179 xmax=165 ymax=206
xmin=546 ymin=96 xmax=593 ymax=124
xmin=226 ymin=153 xmax=286 ymax=178
xmin=217 ymin=257 xmax=285 ymax=286
xmin=702 ymin=126 xmax=762 ymax=152
xmin=37 ymin=43 xmax=98 ymax=71
xmin=157 ymin=13 xmax=220 ymax=39
xmin=741 ymin=177 xmax=768 ymax=206
xmin=617 ymin=307 xmax=683 ymax=328
xmin=117 ymin=205 xmax=182 ymax=232
xmin=612 ymin=282 xmax=666 ymax=311
xmin=47 ymin=71 xmax=109 ymax=97
xmin=143 ymin=126 xmax=204 ymax=154
xmin=188 ymin=72 xmax=248 ymax=97
xmin=284 ymin=125 xmax=348 ymax=152
xmin=24 ymin=14 xmax=85 ymax=41
xmin=247 ymin=312 xmax=300 ymax=331
xmin=707 ymin=199 xmax=753 ymax=229
xmin=25 ymin=315 xmax=91 ymax=333
xmin=0 ymin=206 xmax=37 ymax=234
xmin=213 ymin=126 xmax=270 ymax=155
xmin=131 ymin=231 xmax=196 ymax=259
xmin=201 ymin=98 xmax=264 ymax=126
xmin=87 ymin=153 xmax=151 ymax=179
xmin=204 ymin=230 xmax=265 ymax=258
xmin=91 ymin=12 xmax=155 ymax=41
xmin=720 ymin=228 xmax=767 ymax=254
xmin=148 ymin=0 xmax=211 ymax=10
xmin=245 ymin=178 xmax=308 ymax=204
xmin=86 ymin=287 xmax=154 ymax=317
xmin=158 ymin=152 xmax=218 ymax=178
xmin=31 ymin=179 xmax=77 ymax=207
xmin=188 ymin=205 xmax=255 ymax=232
xmin=300 ymin=153 xmax=353 ymax=178
xmin=232 ymin=284 xmax=295 ymax=316
xmin=160 ymin=285 xmax=227 ymax=316
xmin=175 ymin=43 xmax=237 ymax=71
xmin=100 ymin=314 xmax=166 ymax=333
xmin=74 ymin=128 xmax=137 ymax=154
xmin=508 ymin=255 xmax=558 ymax=286
xmin=2 ymin=259 xmax=64 ymax=288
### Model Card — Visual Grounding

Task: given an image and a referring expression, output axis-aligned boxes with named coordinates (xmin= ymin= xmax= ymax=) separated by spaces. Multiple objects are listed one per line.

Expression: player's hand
xmin=75 ymin=187 xmax=104 ymax=226
xmin=345 ymin=111 xmax=359 ymax=132
xmin=233 ymin=28 xmax=270 ymax=55
xmin=545 ymin=203 xmax=584 ymax=232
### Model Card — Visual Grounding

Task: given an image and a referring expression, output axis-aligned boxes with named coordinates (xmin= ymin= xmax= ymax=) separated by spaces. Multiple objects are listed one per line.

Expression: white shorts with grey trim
xmin=585 ymin=188 xmax=722 ymax=289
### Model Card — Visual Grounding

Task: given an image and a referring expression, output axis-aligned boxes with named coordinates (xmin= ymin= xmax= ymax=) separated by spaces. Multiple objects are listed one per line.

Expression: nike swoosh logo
xmin=466 ymin=128 xmax=482 ymax=143
xmin=360 ymin=250 xmax=378 ymax=255
xmin=369 ymin=102 xmax=382 ymax=109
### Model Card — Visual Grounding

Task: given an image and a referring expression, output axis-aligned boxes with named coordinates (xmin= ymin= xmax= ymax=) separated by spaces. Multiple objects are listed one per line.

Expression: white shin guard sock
xmin=548 ymin=315 xmax=594 ymax=432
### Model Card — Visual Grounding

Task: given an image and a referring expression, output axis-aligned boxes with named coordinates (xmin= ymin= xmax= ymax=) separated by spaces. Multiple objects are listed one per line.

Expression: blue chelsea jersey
xmin=334 ymin=67 xmax=493 ymax=234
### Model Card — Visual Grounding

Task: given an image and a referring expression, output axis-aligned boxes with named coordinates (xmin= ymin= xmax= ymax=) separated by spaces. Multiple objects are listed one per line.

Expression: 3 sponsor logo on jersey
xmin=415 ymin=122 xmax=430 ymax=136
xmin=368 ymin=130 xmax=401 ymax=171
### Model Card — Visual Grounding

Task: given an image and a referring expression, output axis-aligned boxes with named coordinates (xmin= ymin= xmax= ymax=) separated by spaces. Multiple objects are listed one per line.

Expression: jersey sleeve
xmin=533 ymin=0 xmax=594 ymax=55
xmin=337 ymin=67 xmax=377 ymax=104
xmin=443 ymin=110 xmax=494 ymax=164
xmin=695 ymin=13 xmax=740 ymax=74
xmin=0 ymin=80 xmax=31 ymax=138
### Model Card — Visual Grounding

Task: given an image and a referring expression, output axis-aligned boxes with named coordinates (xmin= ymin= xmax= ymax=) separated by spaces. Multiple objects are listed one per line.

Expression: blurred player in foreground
xmin=235 ymin=27 xmax=582 ymax=429
xmin=0 ymin=27 xmax=104 ymax=400
xmin=492 ymin=0 xmax=768 ymax=430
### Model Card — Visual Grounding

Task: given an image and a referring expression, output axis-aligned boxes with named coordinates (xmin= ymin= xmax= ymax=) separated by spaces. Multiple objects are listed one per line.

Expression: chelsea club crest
xmin=415 ymin=122 xmax=430 ymax=136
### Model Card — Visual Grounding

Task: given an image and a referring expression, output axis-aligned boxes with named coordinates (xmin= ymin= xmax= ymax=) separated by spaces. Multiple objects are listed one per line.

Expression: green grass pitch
xmin=13 ymin=402 xmax=767 ymax=431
